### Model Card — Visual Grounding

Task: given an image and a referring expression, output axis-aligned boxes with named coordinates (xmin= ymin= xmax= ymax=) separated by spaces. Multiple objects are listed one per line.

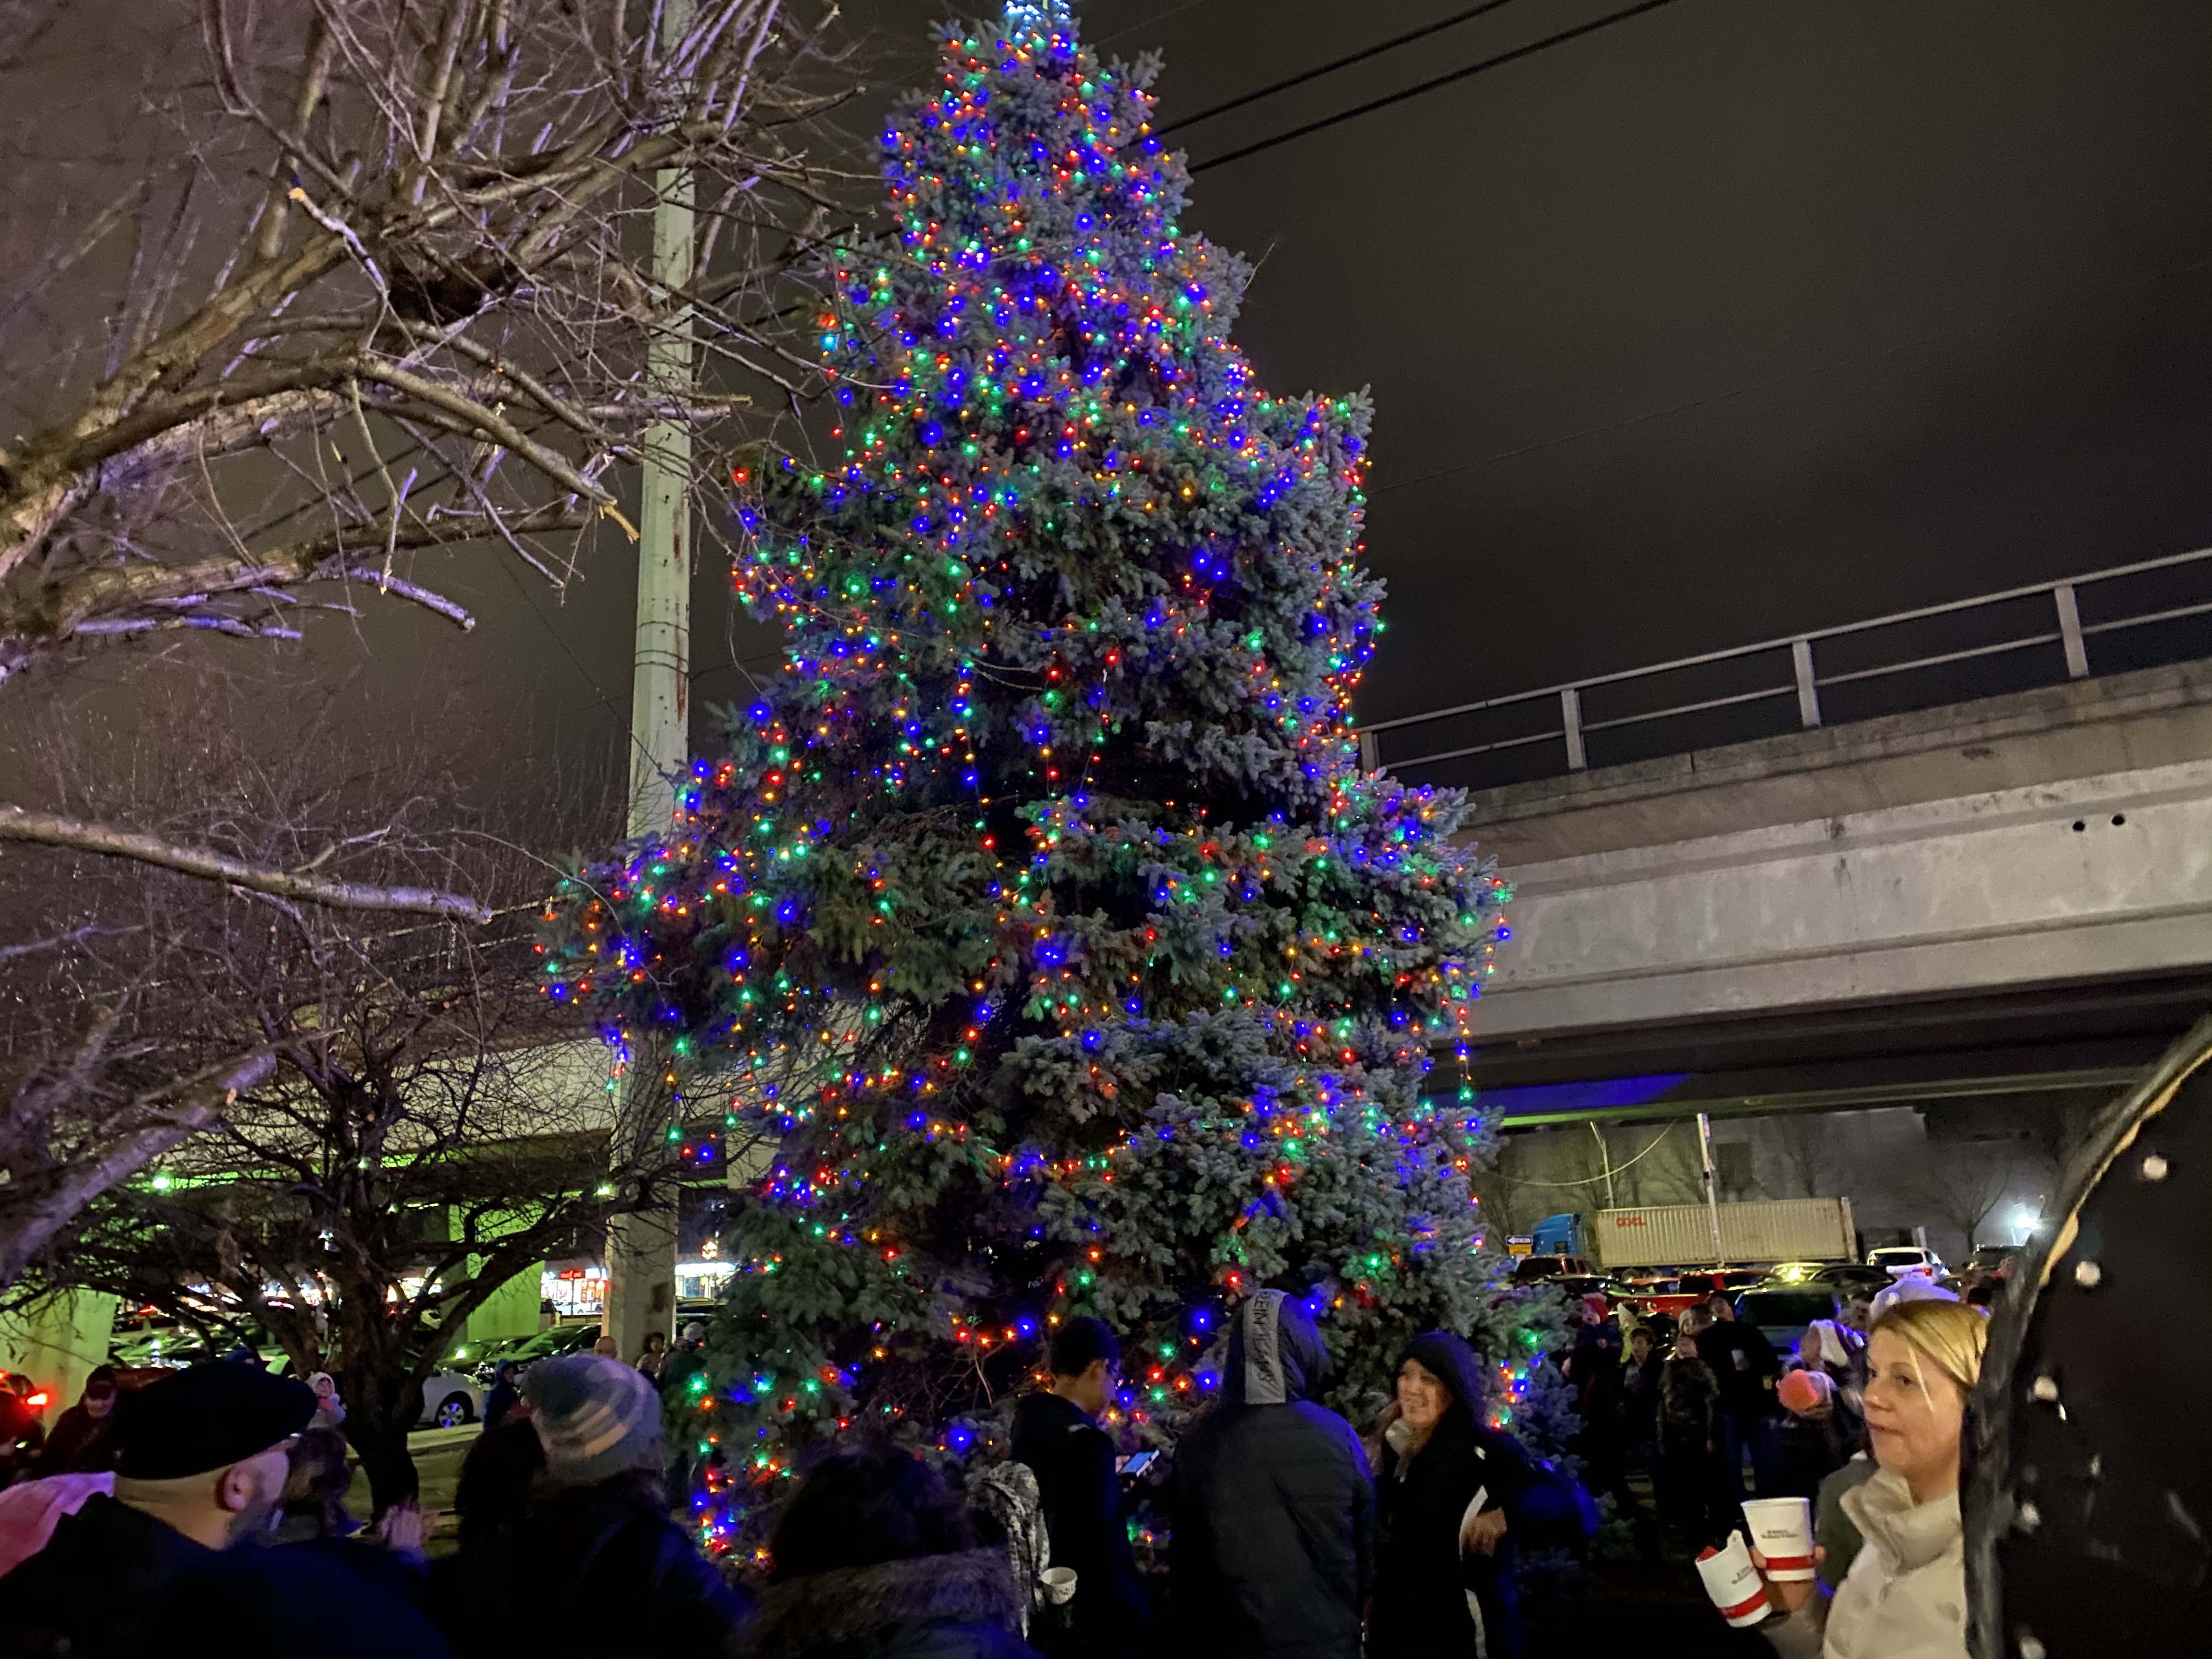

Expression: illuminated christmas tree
xmin=546 ymin=1 xmax=1560 ymax=1559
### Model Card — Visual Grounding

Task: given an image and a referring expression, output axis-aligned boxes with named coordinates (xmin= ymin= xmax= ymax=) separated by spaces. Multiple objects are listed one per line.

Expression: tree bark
xmin=347 ymin=1408 xmax=422 ymax=1516
xmin=341 ymin=1354 xmax=427 ymax=1517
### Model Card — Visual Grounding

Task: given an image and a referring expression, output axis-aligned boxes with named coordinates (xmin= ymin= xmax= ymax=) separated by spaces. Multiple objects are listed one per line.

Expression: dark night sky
xmin=12 ymin=0 xmax=2212 ymax=767
xmin=567 ymin=0 xmax=2212 ymax=747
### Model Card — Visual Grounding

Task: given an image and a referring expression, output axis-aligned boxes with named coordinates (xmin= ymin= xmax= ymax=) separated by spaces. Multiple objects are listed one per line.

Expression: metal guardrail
xmin=1356 ymin=544 xmax=2212 ymax=778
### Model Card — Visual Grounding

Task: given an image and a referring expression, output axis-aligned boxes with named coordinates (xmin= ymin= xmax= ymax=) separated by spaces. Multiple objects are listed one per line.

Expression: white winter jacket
xmin=1765 ymin=1467 xmax=1968 ymax=1659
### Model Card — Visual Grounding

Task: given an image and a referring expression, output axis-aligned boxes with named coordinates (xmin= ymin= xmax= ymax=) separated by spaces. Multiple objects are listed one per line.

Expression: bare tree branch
xmin=1 ymin=0 xmax=857 ymax=679
xmin=0 ymin=806 xmax=494 ymax=922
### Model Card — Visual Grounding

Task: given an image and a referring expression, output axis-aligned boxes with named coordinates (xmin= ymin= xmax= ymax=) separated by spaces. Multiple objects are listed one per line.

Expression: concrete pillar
xmin=603 ymin=0 xmax=693 ymax=1367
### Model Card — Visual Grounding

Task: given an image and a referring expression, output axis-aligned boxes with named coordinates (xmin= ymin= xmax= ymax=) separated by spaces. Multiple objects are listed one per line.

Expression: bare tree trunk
xmin=340 ymin=1344 xmax=427 ymax=1516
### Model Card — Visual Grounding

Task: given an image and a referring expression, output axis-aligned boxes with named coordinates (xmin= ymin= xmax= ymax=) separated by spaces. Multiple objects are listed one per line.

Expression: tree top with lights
xmin=545 ymin=0 xmax=1543 ymax=1557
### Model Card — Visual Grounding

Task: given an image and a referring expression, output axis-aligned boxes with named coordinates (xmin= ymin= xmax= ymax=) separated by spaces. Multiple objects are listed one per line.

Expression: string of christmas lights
xmin=541 ymin=1 xmax=1565 ymax=1561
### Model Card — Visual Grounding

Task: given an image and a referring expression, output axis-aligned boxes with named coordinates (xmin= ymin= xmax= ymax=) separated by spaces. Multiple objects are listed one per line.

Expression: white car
xmin=416 ymin=1369 xmax=483 ymax=1429
xmin=1866 ymin=1245 xmax=1946 ymax=1278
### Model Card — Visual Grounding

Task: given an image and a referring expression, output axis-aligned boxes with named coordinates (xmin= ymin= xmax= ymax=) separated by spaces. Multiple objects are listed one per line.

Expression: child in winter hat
xmin=522 ymin=1353 xmax=665 ymax=1487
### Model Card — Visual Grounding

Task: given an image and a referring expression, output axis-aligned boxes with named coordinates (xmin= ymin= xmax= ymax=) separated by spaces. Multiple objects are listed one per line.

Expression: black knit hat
xmin=115 ymin=1363 xmax=317 ymax=1480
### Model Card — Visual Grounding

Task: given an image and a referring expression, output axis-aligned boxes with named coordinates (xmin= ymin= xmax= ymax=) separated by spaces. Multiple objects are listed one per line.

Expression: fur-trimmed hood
xmin=737 ymin=1548 xmax=1025 ymax=1658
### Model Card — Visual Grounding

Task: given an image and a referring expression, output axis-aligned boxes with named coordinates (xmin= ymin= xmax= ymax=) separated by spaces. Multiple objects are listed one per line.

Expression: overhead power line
xmin=1157 ymin=1 xmax=1525 ymax=137
xmin=1190 ymin=0 xmax=1689 ymax=174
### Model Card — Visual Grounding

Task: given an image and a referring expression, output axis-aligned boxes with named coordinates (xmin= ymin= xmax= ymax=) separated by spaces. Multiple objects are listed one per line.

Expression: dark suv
xmin=475 ymin=1321 xmax=602 ymax=1382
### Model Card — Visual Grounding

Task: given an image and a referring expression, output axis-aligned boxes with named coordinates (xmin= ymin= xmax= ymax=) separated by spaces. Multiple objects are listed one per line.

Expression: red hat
xmin=1778 ymin=1368 xmax=1835 ymax=1416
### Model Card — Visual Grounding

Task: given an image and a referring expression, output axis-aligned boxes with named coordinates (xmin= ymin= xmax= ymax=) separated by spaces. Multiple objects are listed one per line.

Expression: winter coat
xmin=1763 ymin=1468 xmax=1967 ymax=1659
xmin=1768 ymin=1404 xmax=1858 ymax=1500
xmin=466 ymin=1471 xmax=749 ymax=1656
xmin=1814 ymin=1456 xmax=1876 ymax=1591
xmin=0 ymin=1492 xmax=453 ymax=1658
xmin=481 ymin=1376 xmax=522 ymax=1431
xmin=1620 ymin=1352 xmax=1666 ymax=1445
xmin=1008 ymin=1390 xmax=1148 ymax=1657
xmin=1369 ymin=1331 xmax=1534 ymax=1659
xmin=737 ymin=1547 xmax=1036 ymax=1659
xmin=1658 ymin=1353 xmax=1721 ymax=1449
xmin=1697 ymin=1319 xmax=1781 ymax=1421
xmin=1170 ymin=1289 xmax=1374 ymax=1659
xmin=29 ymin=1406 xmax=117 ymax=1477
xmin=0 ymin=1474 xmax=110 ymax=1579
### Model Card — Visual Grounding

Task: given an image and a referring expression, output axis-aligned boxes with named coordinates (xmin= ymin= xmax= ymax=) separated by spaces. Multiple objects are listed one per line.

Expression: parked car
xmin=1800 ymin=1262 xmax=1891 ymax=1295
xmin=1867 ymin=1245 xmax=1946 ymax=1278
xmin=1510 ymin=1254 xmax=1598 ymax=1284
xmin=417 ymin=1369 xmax=483 ymax=1429
xmin=1549 ymin=1274 xmax=1638 ymax=1315
xmin=443 ymin=1331 xmax=535 ymax=1371
xmin=1736 ymin=1288 xmax=1843 ymax=1352
xmin=1767 ymin=1261 xmax=1833 ymax=1284
xmin=475 ymin=1320 xmax=601 ymax=1383
xmin=111 ymin=1325 xmax=286 ymax=1372
xmin=1966 ymin=1244 xmax=2022 ymax=1279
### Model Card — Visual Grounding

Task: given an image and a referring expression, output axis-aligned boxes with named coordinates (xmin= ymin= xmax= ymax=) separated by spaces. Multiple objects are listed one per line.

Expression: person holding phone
xmin=1011 ymin=1317 xmax=1150 ymax=1657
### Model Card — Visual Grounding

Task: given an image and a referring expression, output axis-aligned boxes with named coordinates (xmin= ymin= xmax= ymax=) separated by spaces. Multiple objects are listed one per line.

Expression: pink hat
xmin=1778 ymin=1368 xmax=1835 ymax=1416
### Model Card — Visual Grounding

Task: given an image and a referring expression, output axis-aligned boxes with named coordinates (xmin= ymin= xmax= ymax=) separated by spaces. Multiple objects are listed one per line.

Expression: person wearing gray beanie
xmin=523 ymin=1354 xmax=664 ymax=1487
xmin=452 ymin=1353 xmax=747 ymax=1656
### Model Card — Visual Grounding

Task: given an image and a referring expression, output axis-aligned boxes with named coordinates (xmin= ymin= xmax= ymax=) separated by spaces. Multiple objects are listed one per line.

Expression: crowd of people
xmin=0 ymin=1277 xmax=1987 ymax=1658
xmin=1561 ymin=1274 xmax=1990 ymax=1659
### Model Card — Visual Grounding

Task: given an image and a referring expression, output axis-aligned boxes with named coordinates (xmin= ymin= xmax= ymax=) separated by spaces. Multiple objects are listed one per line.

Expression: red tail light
xmin=24 ymin=1392 xmax=48 ymax=1409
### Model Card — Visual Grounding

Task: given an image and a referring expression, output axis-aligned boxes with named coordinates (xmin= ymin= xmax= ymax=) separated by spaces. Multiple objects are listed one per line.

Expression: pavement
xmin=341 ymin=1423 xmax=478 ymax=1549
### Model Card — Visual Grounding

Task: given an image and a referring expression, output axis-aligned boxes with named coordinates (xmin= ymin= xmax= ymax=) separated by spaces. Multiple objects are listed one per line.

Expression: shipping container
xmin=1588 ymin=1197 xmax=1856 ymax=1268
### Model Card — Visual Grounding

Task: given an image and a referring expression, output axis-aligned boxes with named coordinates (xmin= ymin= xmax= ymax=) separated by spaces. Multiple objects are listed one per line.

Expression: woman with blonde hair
xmin=1754 ymin=1298 xmax=1987 ymax=1659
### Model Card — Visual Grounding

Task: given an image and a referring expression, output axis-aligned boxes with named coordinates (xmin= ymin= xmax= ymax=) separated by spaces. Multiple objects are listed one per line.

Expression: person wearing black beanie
xmin=0 ymin=1363 xmax=452 ymax=1658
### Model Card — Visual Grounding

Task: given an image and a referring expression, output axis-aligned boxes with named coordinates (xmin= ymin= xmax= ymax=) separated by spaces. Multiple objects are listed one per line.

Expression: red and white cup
xmin=1697 ymin=1532 xmax=1771 ymax=1628
xmin=1742 ymin=1496 xmax=1818 ymax=1581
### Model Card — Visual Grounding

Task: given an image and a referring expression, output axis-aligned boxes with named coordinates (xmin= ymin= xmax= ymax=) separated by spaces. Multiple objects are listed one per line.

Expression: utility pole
xmin=1590 ymin=1122 xmax=1616 ymax=1210
xmin=603 ymin=0 xmax=695 ymax=1364
xmin=1697 ymin=1111 xmax=1725 ymax=1265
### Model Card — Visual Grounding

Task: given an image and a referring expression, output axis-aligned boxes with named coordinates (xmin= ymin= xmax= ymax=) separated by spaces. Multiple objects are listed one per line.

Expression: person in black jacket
xmin=480 ymin=1359 xmax=522 ymax=1432
xmin=1694 ymin=1292 xmax=1781 ymax=1499
xmin=1620 ymin=1325 xmax=1666 ymax=1476
xmin=1368 ymin=1330 xmax=1534 ymax=1659
xmin=1656 ymin=1325 xmax=1729 ymax=1548
xmin=738 ymin=1447 xmax=1034 ymax=1659
xmin=1008 ymin=1318 xmax=1148 ymax=1657
xmin=1170 ymin=1289 xmax=1373 ymax=1659
xmin=0 ymin=1363 xmax=452 ymax=1658
xmin=31 ymin=1367 xmax=119 ymax=1477
xmin=459 ymin=1354 xmax=748 ymax=1657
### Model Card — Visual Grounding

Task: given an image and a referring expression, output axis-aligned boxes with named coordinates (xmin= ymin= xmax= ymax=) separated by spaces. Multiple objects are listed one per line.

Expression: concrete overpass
xmin=1362 ymin=549 xmax=2212 ymax=1128
xmin=1470 ymin=659 xmax=2212 ymax=1048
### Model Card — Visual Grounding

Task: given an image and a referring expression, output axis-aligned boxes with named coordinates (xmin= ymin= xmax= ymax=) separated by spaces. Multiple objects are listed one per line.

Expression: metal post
xmin=1357 ymin=729 xmax=1379 ymax=774
xmin=605 ymin=0 xmax=695 ymax=1367
xmin=1561 ymin=686 xmax=1587 ymax=771
xmin=2054 ymin=583 xmax=2090 ymax=679
xmin=1791 ymin=639 xmax=1822 ymax=729
xmin=1590 ymin=1122 xmax=1616 ymax=1210
xmin=1696 ymin=1111 xmax=1725 ymax=1264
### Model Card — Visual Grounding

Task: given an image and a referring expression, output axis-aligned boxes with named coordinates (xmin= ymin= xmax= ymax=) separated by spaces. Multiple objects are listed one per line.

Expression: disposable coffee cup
xmin=1696 ymin=1532 xmax=1770 ymax=1628
xmin=1742 ymin=1496 xmax=1817 ymax=1581
xmin=1040 ymin=1567 xmax=1077 ymax=1606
